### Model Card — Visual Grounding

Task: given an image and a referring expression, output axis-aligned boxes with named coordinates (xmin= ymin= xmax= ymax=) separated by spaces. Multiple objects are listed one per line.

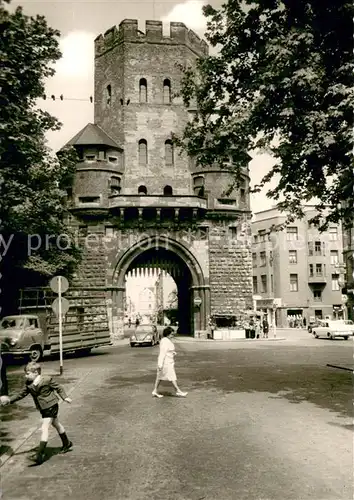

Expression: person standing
xmin=152 ymin=327 xmax=188 ymax=398
xmin=0 ymin=343 xmax=9 ymax=396
xmin=262 ymin=318 xmax=269 ymax=338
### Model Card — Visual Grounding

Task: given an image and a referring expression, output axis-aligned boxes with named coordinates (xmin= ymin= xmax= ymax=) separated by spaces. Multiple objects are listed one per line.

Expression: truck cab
xmin=0 ymin=315 xmax=45 ymax=361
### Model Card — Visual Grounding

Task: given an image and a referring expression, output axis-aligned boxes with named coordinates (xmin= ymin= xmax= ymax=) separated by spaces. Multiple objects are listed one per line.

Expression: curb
xmin=174 ymin=337 xmax=287 ymax=343
xmin=0 ymin=369 xmax=93 ymax=469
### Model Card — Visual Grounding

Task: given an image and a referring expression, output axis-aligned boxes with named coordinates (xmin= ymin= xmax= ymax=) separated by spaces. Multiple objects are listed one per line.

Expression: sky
xmin=10 ymin=0 xmax=277 ymax=306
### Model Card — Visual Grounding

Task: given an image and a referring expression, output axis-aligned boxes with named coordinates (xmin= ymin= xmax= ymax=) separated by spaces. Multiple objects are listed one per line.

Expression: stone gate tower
xmin=65 ymin=19 xmax=253 ymax=339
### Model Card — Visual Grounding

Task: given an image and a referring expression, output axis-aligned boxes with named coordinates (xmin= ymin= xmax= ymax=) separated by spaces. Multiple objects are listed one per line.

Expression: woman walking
xmin=152 ymin=326 xmax=188 ymax=398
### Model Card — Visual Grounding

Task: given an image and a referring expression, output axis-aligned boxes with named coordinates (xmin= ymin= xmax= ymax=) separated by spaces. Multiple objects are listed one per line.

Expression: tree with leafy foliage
xmin=175 ymin=0 xmax=353 ymax=229
xmin=0 ymin=0 xmax=80 ymax=314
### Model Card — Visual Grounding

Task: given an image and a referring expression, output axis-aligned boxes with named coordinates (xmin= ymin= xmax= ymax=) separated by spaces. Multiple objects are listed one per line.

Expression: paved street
xmin=0 ymin=331 xmax=353 ymax=500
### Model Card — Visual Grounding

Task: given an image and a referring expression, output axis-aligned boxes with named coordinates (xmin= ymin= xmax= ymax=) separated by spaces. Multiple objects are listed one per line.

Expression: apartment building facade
xmin=252 ymin=207 xmax=345 ymax=327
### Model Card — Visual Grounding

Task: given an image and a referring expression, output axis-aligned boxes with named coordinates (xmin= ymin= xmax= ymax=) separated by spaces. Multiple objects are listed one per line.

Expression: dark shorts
xmin=40 ymin=403 xmax=59 ymax=419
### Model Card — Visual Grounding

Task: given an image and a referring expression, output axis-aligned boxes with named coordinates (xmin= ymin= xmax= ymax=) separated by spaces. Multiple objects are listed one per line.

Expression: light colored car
xmin=312 ymin=320 xmax=354 ymax=340
xmin=0 ymin=315 xmax=44 ymax=361
xmin=130 ymin=324 xmax=159 ymax=347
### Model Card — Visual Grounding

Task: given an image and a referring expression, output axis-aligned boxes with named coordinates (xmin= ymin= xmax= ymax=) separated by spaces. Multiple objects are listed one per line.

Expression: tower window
xmin=165 ymin=140 xmax=174 ymax=166
xmin=138 ymin=139 xmax=148 ymax=166
xmin=110 ymin=176 xmax=121 ymax=195
xmin=139 ymin=78 xmax=147 ymax=103
xmin=163 ymin=185 xmax=173 ymax=196
xmin=138 ymin=185 xmax=147 ymax=195
xmin=106 ymin=84 xmax=111 ymax=105
xmin=163 ymin=79 xmax=171 ymax=103
xmin=193 ymin=175 xmax=205 ymax=196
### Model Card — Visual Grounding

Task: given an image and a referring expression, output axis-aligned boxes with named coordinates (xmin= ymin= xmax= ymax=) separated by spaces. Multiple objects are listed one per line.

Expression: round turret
xmin=191 ymin=158 xmax=251 ymax=213
xmin=63 ymin=123 xmax=124 ymax=209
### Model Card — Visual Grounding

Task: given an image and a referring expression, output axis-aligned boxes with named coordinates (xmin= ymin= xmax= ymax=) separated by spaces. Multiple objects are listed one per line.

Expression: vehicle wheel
xmin=80 ymin=348 xmax=92 ymax=356
xmin=314 ymin=333 xmax=318 ymax=338
xmin=329 ymin=334 xmax=335 ymax=340
xmin=343 ymin=336 xmax=349 ymax=340
xmin=30 ymin=346 xmax=42 ymax=362
xmin=130 ymin=343 xmax=135 ymax=347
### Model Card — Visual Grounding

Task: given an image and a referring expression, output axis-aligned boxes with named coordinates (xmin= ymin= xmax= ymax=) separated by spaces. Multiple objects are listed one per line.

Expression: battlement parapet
xmin=94 ymin=19 xmax=209 ymax=57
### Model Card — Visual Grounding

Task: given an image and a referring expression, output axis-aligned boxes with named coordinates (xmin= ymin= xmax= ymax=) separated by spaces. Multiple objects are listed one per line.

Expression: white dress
xmin=157 ymin=337 xmax=177 ymax=381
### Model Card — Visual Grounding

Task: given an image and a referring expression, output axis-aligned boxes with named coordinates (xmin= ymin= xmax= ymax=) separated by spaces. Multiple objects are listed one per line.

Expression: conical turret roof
xmin=63 ymin=123 xmax=121 ymax=149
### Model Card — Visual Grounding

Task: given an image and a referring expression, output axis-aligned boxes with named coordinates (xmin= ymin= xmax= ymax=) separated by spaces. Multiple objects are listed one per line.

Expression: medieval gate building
xmin=65 ymin=19 xmax=253 ymax=339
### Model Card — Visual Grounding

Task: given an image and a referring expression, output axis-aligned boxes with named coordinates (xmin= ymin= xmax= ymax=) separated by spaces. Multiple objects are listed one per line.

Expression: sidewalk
xmin=0 ymin=361 xmax=96 ymax=467
xmin=175 ymin=335 xmax=286 ymax=343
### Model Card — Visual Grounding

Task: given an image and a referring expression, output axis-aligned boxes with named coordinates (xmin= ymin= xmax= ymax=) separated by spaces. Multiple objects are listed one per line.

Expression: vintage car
xmin=312 ymin=320 xmax=354 ymax=340
xmin=0 ymin=315 xmax=44 ymax=361
xmin=130 ymin=324 xmax=159 ymax=347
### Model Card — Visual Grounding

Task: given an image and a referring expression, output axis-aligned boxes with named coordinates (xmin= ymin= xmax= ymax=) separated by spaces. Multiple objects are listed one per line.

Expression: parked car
xmin=130 ymin=324 xmax=159 ymax=347
xmin=312 ymin=320 xmax=354 ymax=340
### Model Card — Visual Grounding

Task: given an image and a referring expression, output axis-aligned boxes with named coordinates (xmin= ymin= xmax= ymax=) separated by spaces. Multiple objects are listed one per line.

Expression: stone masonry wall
xmin=209 ymin=220 xmax=253 ymax=317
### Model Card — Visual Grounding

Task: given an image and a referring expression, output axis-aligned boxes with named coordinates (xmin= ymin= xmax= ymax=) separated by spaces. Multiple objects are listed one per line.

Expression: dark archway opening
xmin=124 ymin=247 xmax=193 ymax=335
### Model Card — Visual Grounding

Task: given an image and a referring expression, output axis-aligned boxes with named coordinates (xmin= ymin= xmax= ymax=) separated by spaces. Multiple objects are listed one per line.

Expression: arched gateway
xmin=112 ymin=236 xmax=208 ymax=336
xmin=60 ymin=19 xmax=253 ymax=339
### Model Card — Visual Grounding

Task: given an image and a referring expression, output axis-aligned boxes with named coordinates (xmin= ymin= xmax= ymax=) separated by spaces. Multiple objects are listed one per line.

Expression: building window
xmin=240 ymin=189 xmax=246 ymax=204
xmin=165 ymin=140 xmax=174 ymax=166
xmin=332 ymin=274 xmax=340 ymax=291
xmin=138 ymin=139 xmax=148 ymax=166
xmin=316 ymin=263 xmax=323 ymax=276
xmin=290 ymin=274 xmax=298 ymax=292
xmin=106 ymin=84 xmax=111 ymax=105
xmin=163 ymin=79 xmax=171 ymax=103
xmin=286 ymin=227 xmax=298 ymax=241
xmin=270 ymin=274 xmax=274 ymax=293
xmin=309 ymin=264 xmax=314 ymax=277
xmin=85 ymin=154 xmax=96 ymax=161
xmin=253 ymin=235 xmax=258 ymax=244
xmin=313 ymin=290 xmax=322 ymax=302
xmin=261 ymin=275 xmax=267 ymax=293
xmin=308 ymin=241 xmax=313 ymax=256
xmin=229 ymin=227 xmax=237 ymax=239
xmin=314 ymin=241 xmax=322 ymax=255
xmin=163 ymin=185 xmax=173 ymax=196
xmin=289 ymin=250 xmax=297 ymax=264
xmin=252 ymin=253 xmax=257 ymax=268
xmin=138 ymin=185 xmax=147 ymax=195
xmin=259 ymin=231 xmax=266 ymax=242
xmin=253 ymin=276 xmax=258 ymax=294
xmin=78 ymin=196 xmax=100 ymax=204
xmin=260 ymin=251 xmax=266 ymax=266
xmin=110 ymin=176 xmax=121 ymax=195
xmin=193 ymin=176 xmax=204 ymax=196
xmin=108 ymin=156 xmax=118 ymax=163
xmin=329 ymin=227 xmax=338 ymax=241
xmin=139 ymin=78 xmax=147 ymax=103
xmin=330 ymin=250 xmax=339 ymax=265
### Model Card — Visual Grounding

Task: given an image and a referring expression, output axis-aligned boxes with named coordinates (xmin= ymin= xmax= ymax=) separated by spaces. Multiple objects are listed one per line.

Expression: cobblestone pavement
xmin=0 ymin=338 xmax=352 ymax=500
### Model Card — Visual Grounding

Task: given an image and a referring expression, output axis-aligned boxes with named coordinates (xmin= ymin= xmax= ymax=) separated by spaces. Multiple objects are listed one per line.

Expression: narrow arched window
xmin=139 ymin=78 xmax=147 ymax=103
xmin=138 ymin=139 xmax=147 ymax=166
xmin=193 ymin=175 xmax=205 ymax=196
xmin=138 ymin=185 xmax=147 ymax=195
xmin=165 ymin=140 xmax=174 ymax=166
xmin=163 ymin=79 xmax=171 ymax=103
xmin=106 ymin=84 xmax=111 ymax=105
xmin=163 ymin=185 xmax=173 ymax=196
